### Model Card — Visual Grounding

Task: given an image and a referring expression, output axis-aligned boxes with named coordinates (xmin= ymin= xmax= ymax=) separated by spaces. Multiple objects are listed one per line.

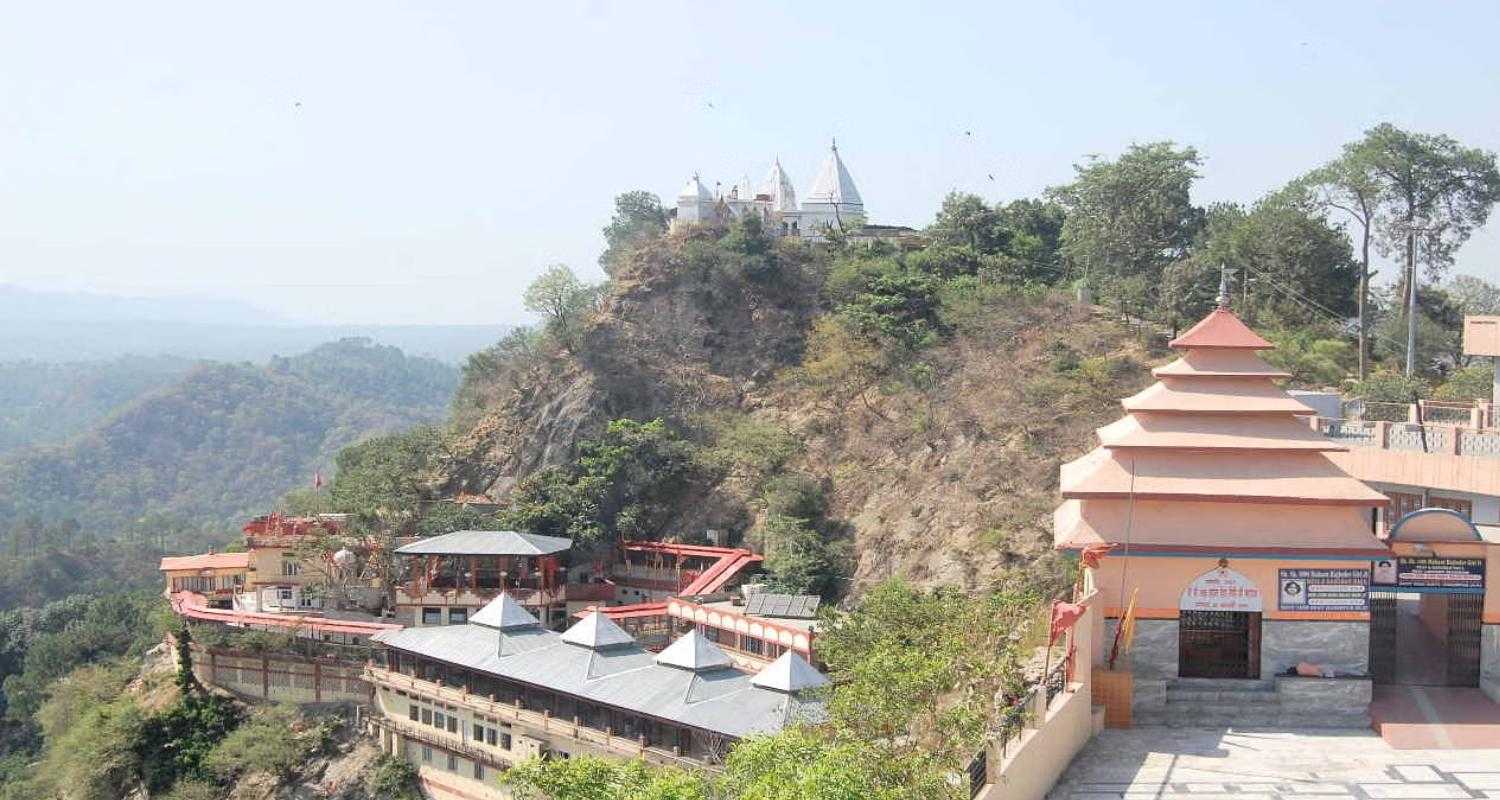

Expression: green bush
xmin=1435 ymin=364 xmax=1493 ymax=402
xmin=366 ymin=754 xmax=423 ymax=800
xmin=201 ymin=704 xmax=302 ymax=782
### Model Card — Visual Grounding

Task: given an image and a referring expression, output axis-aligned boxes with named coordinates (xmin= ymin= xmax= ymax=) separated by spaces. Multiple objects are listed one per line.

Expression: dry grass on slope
xmin=769 ymin=291 xmax=1160 ymax=596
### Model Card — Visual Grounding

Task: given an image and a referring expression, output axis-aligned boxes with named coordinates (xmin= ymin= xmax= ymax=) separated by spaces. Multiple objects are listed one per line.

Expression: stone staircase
xmin=1133 ymin=678 xmax=1370 ymax=728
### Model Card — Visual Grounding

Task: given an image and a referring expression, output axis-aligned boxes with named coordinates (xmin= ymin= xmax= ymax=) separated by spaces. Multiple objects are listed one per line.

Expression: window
xmin=422 ymin=607 xmax=442 ymax=626
xmin=298 ymin=595 xmax=318 ymax=608
xmin=448 ymin=607 xmax=468 ymax=625
xmin=421 ymin=746 xmax=432 ymax=763
xmin=1429 ymin=495 xmax=1473 ymax=519
xmin=281 ymin=560 xmax=301 ymax=576
xmin=408 ymin=704 xmax=419 ymax=722
xmin=421 ymin=708 xmax=432 ymax=726
xmin=276 ymin=588 xmax=294 ymax=602
xmin=473 ymin=722 xmax=484 ymax=741
xmin=446 ymin=715 xmax=458 ymax=734
xmin=433 ymin=711 xmax=445 ymax=729
xmin=447 ymin=753 xmax=457 ymax=771
xmin=474 ymin=762 xmax=485 ymax=781
xmin=487 ymin=728 xmax=498 ymax=747
xmin=499 ymin=732 xmax=512 ymax=750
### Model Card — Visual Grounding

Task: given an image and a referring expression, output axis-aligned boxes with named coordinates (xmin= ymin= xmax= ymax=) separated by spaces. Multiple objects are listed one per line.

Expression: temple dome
xmin=803 ymin=141 xmax=863 ymax=208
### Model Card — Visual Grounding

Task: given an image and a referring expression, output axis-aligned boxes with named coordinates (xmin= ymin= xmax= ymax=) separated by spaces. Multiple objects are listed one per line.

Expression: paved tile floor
xmin=1048 ymin=728 xmax=1500 ymax=800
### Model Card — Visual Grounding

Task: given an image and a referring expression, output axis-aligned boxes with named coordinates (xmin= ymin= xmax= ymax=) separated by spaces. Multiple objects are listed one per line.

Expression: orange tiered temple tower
xmin=1056 ymin=293 xmax=1390 ymax=711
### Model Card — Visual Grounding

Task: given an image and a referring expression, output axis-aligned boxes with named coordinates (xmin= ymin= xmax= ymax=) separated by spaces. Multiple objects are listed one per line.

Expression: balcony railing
xmin=1315 ymin=417 xmax=1500 ymax=460
xmin=363 ymin=665 xmax=707 ymax=770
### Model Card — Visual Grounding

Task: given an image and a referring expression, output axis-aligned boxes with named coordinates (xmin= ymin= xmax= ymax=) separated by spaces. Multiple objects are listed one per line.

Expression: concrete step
xmin=1166 ymin=678 xmax=1274 ymax=692
xmin=1134 ymin=709 xmax=1370 ymax=729
xmin=1166 ymin=689 xmax=1281 ymax=704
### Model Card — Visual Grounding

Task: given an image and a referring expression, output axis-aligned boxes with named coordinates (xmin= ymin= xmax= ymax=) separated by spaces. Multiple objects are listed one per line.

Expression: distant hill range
xmin=0 ymin=338 xmax=460 ymax=534
xmin=0 ymin=285 xmax=509 ymax=363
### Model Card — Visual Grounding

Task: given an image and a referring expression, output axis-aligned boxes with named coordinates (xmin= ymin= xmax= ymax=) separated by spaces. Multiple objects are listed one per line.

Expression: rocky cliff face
xmin=441 ymin=227 xmax=1154 ymax=595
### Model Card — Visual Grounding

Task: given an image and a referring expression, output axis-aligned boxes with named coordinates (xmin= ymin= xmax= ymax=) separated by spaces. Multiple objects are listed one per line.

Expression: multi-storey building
xmin=159 ymin=551 xmax=250 ymax=609
xmin=394 ymin=529 xmax=614 ymax=629
xmin=366 ymin=594 xmax=828 ymax=800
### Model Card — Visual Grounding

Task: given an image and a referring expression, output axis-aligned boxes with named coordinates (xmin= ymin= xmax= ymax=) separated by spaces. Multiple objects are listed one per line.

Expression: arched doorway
xmin=1178 ymin=564 xmax=1263 ymax=679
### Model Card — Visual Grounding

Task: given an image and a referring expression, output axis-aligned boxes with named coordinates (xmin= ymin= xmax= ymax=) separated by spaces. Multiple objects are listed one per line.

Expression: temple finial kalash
xmin=1055 ymin=299 xmax=1390 ymax=728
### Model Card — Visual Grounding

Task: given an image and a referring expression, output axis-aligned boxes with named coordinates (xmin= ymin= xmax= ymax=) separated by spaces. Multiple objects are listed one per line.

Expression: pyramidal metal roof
xmin=470 ymin=593 xmax=541 ymax=631
xmin=751 ymin=651 xmax=830 ymax=693
xmin=560 ymin=611 xmax=636 ymax=649
xmin=654 ymin=629 xmax=733 ymax=671
xmin=803 ymin=141 xmax=863 ymax=207
xmin=394 ymin=530 xmax=572 ymax=556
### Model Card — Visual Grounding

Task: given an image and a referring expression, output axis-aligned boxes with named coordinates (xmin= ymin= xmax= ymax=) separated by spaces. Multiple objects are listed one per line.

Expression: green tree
xmin=1446 ymin=274 xmax=1500 ymax=317
xmin=1049 ymin=142 xmax=1204 ymax=306
xmin=500 ymin=419 xmax=700 ymax=544
xmin=601 ymin=191 xmax=669 ymax=273
xmin=523 ymin=264 xmax=600 ymax=351
xmin=1192 ymin=192 xmax=1358 ymax=327
xmin=329 ymin=426 xmax=444 ymax=526
xmin=1298 ymin=147 xmax=1385 ymax=379
xmin=759 ymin=515 xmax=834 ymax=596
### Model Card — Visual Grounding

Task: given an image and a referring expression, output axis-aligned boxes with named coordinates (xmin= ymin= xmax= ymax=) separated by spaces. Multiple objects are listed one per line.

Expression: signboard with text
xmin=1181 ymin=567 xmax=1263 ymax=612
xmin=1371 ymin=557 xmax=1486 ymax=593
xmin=1277 ymin=568 xmax=1370 ymax=612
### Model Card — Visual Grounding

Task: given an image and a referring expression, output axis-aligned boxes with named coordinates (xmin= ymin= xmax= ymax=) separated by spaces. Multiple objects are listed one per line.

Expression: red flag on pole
xmin=1080 ymin=543 xmax=1115 ymax=569
xmin=1049 ymin=600 xmax=1086 ymax=645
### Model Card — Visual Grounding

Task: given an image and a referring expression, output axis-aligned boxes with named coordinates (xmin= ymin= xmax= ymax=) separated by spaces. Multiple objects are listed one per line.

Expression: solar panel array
xmin=744 ymin=593 xmax=821 ymax=619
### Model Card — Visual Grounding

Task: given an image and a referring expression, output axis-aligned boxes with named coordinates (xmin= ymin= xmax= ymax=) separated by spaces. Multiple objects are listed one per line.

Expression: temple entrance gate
xmin=1178 ymin=564 xmax=1264 ymax=680
xmin=1368 ymin=589 xmax=1482 ymax=687
xmin=1179 ymin=610 xmax=1262 ymax=679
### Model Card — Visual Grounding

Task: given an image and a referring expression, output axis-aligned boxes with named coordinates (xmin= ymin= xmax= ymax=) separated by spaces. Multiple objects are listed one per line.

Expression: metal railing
xmin=1315 ymin=417 xmax=1500 ymax=460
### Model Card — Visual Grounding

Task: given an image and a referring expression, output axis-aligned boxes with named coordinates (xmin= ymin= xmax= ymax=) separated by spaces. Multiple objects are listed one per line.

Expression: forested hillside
xmin=0 ymin=356 xmax=193 ymax=458
xmin=0 ymin=338 xmax=457 ymax=554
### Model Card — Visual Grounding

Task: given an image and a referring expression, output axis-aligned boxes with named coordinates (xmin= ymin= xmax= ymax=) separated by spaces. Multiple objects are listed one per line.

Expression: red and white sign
xmin=1180 ymin=567 xmax=1262 ymax=612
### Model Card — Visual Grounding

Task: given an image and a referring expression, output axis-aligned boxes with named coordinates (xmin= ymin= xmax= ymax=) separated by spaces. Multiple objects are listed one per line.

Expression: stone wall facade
xmin=1483 ymin=624 xmax=1500 ymax=703
xmin=189 ymin=643 xmax=371 ymax=705
xmin=1260 ymin=620 xmax=1370 ymax=678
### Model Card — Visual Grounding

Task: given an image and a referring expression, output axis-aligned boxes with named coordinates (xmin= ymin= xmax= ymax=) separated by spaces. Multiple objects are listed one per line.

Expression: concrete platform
xmin=1370 ymin=685 xmax=1500 ymax=750
xmin=1048 ymin=727 xmax=1500 ymax=800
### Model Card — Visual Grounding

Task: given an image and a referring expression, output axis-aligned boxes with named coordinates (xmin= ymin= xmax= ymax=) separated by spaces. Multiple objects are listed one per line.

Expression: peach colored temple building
xmin=1056 ymin=298 xmax=1500 ymax=726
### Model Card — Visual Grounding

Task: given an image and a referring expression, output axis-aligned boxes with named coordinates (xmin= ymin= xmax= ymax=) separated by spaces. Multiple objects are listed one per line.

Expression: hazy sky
xmin=3 ymin=1 xmax=1499 ymax=325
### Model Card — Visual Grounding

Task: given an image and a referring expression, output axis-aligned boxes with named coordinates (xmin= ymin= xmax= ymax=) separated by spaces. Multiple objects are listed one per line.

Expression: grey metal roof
xmin=372 ymin=621 xmax=826 ymax=739
xmin=560 ymin=611 xmax=635 ymax=649
xmin=655 ymin=629 xmax=733 ymax=671
xmin=744 ymin=593 xmax=821 ymax=619
xmin=394 ymin=530 xmax=572 ymax=556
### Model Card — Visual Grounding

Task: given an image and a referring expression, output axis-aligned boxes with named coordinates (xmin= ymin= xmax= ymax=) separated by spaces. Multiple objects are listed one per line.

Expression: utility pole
xmin=1404 ymin=226 xmax=1427 ymax=377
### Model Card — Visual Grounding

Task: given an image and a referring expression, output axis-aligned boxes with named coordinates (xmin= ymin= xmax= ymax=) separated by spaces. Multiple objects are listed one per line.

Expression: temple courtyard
xmin=1049 ymin=723 xmax=1500 ymax=800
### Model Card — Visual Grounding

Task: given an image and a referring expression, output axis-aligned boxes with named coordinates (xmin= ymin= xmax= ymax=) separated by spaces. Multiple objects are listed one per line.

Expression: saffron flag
xmin=1049 ymin=600 xmax=1086 ymax=644
xmin=1080 ymin=542 xmax=1115 ymax=569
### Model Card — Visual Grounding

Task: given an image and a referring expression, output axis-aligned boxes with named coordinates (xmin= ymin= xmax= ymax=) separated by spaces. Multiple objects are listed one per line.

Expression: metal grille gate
xmin=1179 ymin=610 xmax=1261 ymax=679
xmin=1447 ymin=593 xmax=1483 ymax=687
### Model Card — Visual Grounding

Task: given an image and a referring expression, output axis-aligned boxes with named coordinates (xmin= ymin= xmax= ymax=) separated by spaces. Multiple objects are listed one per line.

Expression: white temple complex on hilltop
xmin=674 ymin=140 xmax=916 ymax=242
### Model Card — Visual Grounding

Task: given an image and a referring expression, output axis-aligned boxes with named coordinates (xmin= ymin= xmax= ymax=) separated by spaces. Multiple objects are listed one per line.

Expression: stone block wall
xmin=1260 ymin=620 xmax=1369 ymax=678
xmin=1483 ymin=624 xmax=1500 ymax=703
